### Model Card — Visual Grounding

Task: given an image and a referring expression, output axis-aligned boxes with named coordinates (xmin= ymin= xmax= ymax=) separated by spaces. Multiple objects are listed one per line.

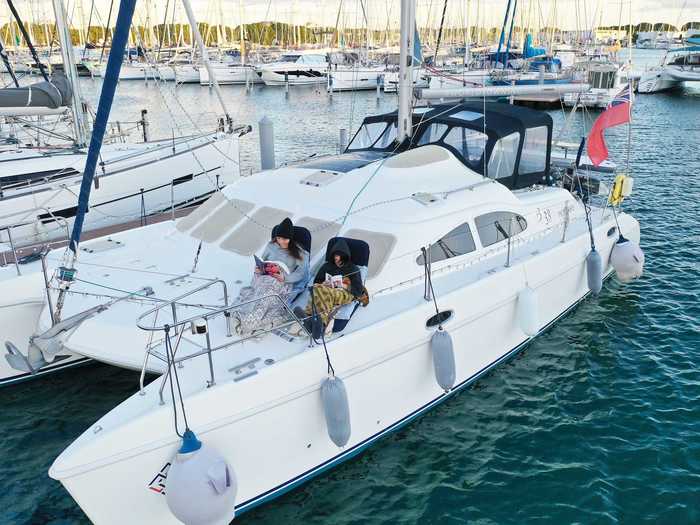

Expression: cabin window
xmin=486 ymin=132 xmax=519 ymax=179
xmin=375 ymin=122 xmax=398 ymax=148
xmin=417 ymin=123 xmax=448 ymax=145
xmin=519 ymin=126 xmax=548 ymax=174
xmin=475 ymin=211 xmax=527 ymax=247
xmin=442 ymin=127 xmax=488 ymax=165
xmin=348 ymin=122 xmax=387 ymax=150
xmin=416 ymin=223 xmax=476 ymax=265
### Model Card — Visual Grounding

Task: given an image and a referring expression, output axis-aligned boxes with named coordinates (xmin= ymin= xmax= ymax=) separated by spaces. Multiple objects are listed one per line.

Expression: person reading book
xmin=234 ymin=218 xmax=309 ymax=335
xmin=294 ymin=239 xmax=363 ymax=331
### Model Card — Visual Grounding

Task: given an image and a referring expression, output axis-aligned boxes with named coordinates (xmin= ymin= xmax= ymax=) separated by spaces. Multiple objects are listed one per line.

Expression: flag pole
xmin=626 ymin=0 xmax=633 ymax=175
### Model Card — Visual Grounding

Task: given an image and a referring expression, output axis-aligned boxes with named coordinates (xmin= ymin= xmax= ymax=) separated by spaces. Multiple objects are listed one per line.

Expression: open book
xmin=324 ymin=273 xmax=345 ymax=289
xmin=254 ymin=255 xmax=290 ymax=276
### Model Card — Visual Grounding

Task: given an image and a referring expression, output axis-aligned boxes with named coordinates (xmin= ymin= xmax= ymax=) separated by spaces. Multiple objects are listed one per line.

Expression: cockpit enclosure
xmin=346 ymin=102 xmax=553 ymax=190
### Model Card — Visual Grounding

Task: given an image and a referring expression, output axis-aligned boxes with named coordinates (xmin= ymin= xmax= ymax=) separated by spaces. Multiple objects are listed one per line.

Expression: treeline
xmin=2 ymin=20 xmax=699 ymax=49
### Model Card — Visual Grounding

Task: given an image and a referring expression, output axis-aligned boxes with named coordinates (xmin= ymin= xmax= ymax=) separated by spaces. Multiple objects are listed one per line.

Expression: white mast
xmin=52 ymin=0 xmax=88 ymax=147
xmin=181 ymin=0 xmax=233 ymax=130
xmin=397 ymin=0 xmax=415 ymax=142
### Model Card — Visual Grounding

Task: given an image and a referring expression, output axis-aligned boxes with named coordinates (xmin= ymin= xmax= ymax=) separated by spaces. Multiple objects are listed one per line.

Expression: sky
xmin=5 ymin=0 xmax=700 ymax=31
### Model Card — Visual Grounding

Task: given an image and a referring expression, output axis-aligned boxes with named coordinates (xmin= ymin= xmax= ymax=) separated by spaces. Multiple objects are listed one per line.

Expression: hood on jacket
xmin=328 ymin=238 xmax=352 ymax=265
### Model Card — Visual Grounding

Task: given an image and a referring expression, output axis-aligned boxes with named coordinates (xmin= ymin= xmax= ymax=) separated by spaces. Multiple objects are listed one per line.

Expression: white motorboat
xmin=638 ymin=46 xmax=700 ymax=93
xmin=383 ymin=67 xmax=430 ymax=92
xmin=45 ymin=98 xmax=643 ymax=523
xmin=199 ymin=62 xmax=260 ymax=85
xmin=564 ymin=61 xmax=626 ymax=109
xmin=256 ymin=52 xmax=329 ymax=86
xmin=327 ymin=66 xmax=385 ymax=91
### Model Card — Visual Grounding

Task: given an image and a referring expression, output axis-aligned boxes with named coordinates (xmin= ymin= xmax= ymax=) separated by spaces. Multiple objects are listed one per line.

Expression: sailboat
xmin=46 ymin=1 xmax=644 ymax=523
xmin=0 ymin=0 xmax=243 ymax=254
xmin=0 ymin=0 xmax=245 ymax=385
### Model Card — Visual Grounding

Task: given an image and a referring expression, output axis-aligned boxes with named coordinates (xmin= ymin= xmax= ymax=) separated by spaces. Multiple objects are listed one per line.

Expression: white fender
xmin=517 ymin=286 xmax=539 ymax=336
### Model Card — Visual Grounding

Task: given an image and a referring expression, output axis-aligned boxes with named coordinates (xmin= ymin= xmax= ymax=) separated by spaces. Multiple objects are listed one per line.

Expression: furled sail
xmin=0 ymin=74 xmax=72 ymax=116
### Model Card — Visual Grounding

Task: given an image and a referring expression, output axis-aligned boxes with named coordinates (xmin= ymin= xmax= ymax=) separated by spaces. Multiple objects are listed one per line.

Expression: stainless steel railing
xmin=136 ymin=282 xmax=311 ymax=401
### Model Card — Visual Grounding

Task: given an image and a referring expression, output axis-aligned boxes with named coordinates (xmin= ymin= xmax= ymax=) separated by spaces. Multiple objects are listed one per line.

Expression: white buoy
xmin=431 ymin=327 xmax=455 ymax=391
xmin=610 ymin=238 xmax=645 ymax=282
xmin=517 ymin=286 xmax=539 ymax=336
xmin=165 ymin=430 xmax=237 ymax=525
xmin=586 ymin=249 xmax=603 ymax=295
xmin=320 ymin=375 xmax=351 ymax=447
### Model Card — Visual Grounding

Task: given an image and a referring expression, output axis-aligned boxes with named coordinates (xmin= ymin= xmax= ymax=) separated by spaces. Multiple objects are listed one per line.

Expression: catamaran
xmin=638 ymin=46 xmax=700 ymax=93
xmin=42 ymin=1 xmax=643 ymax=523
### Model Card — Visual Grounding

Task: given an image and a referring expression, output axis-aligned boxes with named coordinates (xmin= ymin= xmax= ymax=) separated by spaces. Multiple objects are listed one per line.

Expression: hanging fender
xmin=517 ymin=286 xmax=539 ymax=336
xmin=165 ymin=430 xmax=238 ymax=525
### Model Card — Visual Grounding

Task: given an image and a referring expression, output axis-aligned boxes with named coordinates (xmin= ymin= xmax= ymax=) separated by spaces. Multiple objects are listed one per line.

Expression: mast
xmin=181 ymin=0 xmax=233 ymax=130
xmin=52 ymin=0 xmax=88 ymax=147
xmin=238 ymin=0 xmax=245 ymax=65
xmin=397 ymin=0 xmax=415 ymax=142
xmin=55 ymin=0 xmax=138 ymax=319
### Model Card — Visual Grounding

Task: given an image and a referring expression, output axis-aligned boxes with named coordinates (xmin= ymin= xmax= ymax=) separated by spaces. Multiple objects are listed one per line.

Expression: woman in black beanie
xmin=234 ymin=217 xmax=309 ymax=335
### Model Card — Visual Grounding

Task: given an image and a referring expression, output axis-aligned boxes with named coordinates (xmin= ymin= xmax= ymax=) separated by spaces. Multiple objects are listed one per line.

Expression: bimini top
xmin=343 ymin=102 xmax=553 ymax=190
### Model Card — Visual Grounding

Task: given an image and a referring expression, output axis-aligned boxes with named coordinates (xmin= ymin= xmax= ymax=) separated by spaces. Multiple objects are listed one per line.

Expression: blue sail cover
xmin=69 ymin=0 xmax=137 ymax=253
xmin=524 ymin=34 xmax=547 ymax=58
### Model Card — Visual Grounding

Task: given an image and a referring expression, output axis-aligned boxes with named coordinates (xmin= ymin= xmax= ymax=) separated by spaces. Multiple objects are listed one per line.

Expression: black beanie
xmin=276 ymin=217 xmax=294 ymax=240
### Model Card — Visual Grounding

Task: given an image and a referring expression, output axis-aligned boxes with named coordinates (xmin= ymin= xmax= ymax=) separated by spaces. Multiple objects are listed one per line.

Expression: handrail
xmin=138 ymin=288 xmax=312 ymax=400
xmin=136 ymin=278 xmax=229 ymax=331
xmin=1 ymin=207 xmax=71 ymax=274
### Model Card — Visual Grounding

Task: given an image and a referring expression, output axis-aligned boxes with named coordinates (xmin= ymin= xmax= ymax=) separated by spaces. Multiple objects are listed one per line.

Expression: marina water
xmin=1 ymin=50 xmax=699 ymax=524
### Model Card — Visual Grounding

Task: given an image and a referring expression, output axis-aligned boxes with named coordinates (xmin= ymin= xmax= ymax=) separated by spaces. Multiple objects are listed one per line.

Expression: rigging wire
xmin=5 ymin=0 xmax=49 ymax=81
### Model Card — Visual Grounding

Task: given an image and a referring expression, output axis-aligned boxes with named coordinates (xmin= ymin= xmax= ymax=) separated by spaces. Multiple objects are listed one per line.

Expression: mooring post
xmin=259 ymin=116 xmax=275 ymax=170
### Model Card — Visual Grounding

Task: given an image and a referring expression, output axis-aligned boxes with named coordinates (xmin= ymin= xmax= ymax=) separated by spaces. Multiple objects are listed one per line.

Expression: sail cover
xmin=0 ymin=74 xmax=72 ymax=109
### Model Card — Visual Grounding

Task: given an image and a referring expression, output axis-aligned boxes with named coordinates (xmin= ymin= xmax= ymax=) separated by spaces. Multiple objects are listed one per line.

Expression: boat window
xmin=347 ymin=122 xmax=388 ymax=150
xmin=417 ymin=123 xmax=448 ymax=145
xmin=519 ymin=126 xmax=548 ymax=174
xmin=475 ymin=211 xmax=527 ymax=247
xmin=374 ymin=122 xmax=398 ymax=148
xmin=442 ymin=126 xmax=488 ymax=165
xmin=280 ymin=54 xmax=301 ymax=63
xmin=416 ymin=223 xmax=476 ymax=265
xmin=486 ymin=132 xmax=520 ymax=179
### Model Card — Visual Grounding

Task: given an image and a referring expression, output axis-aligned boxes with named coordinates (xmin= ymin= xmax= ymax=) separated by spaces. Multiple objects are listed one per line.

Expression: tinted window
xmin=486 ymin=132 xmax=519 ymax=179
xmin=417 ymin=223 xmax=476 ymax=265
xmin=443 ymin=127 xmax=488 ymax=165
xmin=417 ymin=123 xmax=448 ymax=145
xmin=375 ymin=122 xmax=398 ymax=148
xmin=475 ymin=211 xmax=527 ymax=247
xmin=519 ymin=126 xmax=548 ymax=174
xmin=348 ymin=122 xmax=387 ymax=150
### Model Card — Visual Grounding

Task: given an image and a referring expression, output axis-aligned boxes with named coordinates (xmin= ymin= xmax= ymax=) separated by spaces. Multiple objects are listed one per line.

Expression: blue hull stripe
xmin=0 ymin=357 xmax=92 ymax=387
xmin=234 ymin=288 xmax=595 ymax=515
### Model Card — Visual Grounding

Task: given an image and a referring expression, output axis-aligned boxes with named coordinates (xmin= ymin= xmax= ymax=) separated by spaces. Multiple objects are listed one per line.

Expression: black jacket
xmin=314 ymin=239 xmax=364 ymax=297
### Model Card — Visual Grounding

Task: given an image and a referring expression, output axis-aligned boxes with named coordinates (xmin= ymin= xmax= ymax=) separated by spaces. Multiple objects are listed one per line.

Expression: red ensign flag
xmin=586 ymin=84 xmax=633 ymax=166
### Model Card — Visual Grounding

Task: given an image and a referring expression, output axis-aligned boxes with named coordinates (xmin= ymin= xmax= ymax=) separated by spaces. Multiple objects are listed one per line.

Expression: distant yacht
xmin=638 ymin=46 xmax=700 ymax=93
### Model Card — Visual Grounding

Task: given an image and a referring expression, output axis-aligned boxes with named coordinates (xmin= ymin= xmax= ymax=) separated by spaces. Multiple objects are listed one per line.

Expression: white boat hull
xmin=258 ymin=67 xmax=328 ymax=86
xmin=49 ymin=204 xmax=640 ymax=524
xmin=0 ymin=133 xmax=239 ymax=250
xmin=327 ymin=68 xmax=385 ymax=91
xmin=199 ymin=65 xmax=260 ymax=85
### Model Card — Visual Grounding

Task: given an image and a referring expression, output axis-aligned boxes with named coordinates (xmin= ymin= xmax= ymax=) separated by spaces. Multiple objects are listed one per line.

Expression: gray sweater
xmin=261 ymin=242 xmax=309 ymax=285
